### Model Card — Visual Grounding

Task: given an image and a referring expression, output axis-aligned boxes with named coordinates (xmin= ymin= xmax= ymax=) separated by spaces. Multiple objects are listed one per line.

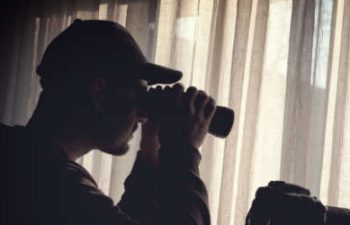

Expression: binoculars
xmin=143 ymin=86 xmax=235 ymax=138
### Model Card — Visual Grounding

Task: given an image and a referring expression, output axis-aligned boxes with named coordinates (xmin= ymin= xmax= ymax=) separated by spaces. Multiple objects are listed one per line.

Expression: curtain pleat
xmin=320 ymin=0 xmax=350 ymax=207
xmin=280 ymin=0 xmax=316 ymax=190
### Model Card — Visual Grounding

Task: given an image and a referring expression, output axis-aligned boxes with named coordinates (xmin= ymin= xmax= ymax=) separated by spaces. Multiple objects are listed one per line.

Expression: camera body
xmin=245 ymin=181 xmax=350 ymax=225
xmin=326 ymin=206 xmax=350 ymax=225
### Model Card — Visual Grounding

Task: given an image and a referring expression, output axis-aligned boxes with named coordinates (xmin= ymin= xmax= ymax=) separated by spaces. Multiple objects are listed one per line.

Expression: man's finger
xmin=203 ymin=97 xmax=216 ymax=119
xmin=194 ymin=90 xmax=208 ymax=112
xmin=171 ymin=83 xmax=184 ymax=107
xmin=183 ymin=86 xmax=198 ymax=113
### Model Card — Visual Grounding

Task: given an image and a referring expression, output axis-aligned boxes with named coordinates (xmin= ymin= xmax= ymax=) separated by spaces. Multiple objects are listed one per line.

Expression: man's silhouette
xmin=0 ymin=19 xmax=216 ymax=225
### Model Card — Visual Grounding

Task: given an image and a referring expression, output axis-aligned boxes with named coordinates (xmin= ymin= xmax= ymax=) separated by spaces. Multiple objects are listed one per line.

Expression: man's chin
xmin=102 ymin=144 xmax=130 ymax=156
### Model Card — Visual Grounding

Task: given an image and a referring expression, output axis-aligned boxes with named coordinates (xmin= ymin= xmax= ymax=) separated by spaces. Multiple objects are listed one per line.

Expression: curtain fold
xmin=280 ymin=0 xmax=317 ymax=192
xmin=0 ymin=1 xmax=349 ymax=225
xmin=320 ymin=0 xmax=350 ymax=208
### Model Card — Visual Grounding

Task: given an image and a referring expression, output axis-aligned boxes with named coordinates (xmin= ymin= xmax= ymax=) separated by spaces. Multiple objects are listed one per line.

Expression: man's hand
xmin=140 ymin=119 xmax=160 ymax=165
xmin=158 ymin=84 xmax=216 ymax=149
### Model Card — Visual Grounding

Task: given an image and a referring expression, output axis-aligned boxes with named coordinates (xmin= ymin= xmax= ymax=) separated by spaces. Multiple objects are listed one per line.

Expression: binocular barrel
xmin=145 ymin=88 xmax=234 ymax=138
xmin=209 ymin=106 xmax=234 ymax=138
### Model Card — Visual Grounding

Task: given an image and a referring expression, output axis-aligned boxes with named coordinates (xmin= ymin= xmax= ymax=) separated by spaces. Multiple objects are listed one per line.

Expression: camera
xmin=245 ymin=181 xmax=350 ymax=225
xmin=325 ymin=206 xmax=350 ymax=225
xmin=143 ymin=86 xmax=235 ymax=138
xmin=246 ymin=204 xmax=350 ymax=225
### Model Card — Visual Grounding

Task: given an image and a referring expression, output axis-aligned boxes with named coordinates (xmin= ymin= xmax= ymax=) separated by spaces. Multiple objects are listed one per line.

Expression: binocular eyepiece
xmin=143 ymin=87 xmax=234 ymax=138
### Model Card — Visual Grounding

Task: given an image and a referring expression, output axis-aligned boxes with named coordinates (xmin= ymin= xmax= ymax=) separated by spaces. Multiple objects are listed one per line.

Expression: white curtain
xmin=0 ymin=1 xmax=349 ymax=225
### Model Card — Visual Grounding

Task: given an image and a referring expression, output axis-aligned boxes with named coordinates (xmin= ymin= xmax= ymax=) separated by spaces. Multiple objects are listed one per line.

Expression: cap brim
xmin=140 ymin=63 xmax=182 ymax=85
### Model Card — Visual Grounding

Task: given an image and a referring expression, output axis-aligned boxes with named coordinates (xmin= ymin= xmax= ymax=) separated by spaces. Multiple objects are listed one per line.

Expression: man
xmin=0 ymin=19 xmax=216 ymax=225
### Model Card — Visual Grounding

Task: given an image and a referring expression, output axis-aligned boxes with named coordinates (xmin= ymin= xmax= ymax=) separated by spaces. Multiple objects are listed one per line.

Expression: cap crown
xmin=37 ymin=19 xmax=146 ymax=90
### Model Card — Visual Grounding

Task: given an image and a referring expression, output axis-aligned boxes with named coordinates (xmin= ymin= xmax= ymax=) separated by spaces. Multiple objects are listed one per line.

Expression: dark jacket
xmin=0 ymin=124 xmax=210 ymax=225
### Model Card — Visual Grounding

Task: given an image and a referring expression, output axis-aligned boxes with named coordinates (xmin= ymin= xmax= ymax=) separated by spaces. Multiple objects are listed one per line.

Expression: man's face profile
xmin=33 ymin=19 xmax=181 ymax=158
xmin=87 ymin=77 xmax=148 ymax=156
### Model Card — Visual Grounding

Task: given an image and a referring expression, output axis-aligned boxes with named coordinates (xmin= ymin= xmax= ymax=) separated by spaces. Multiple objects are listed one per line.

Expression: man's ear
xmin=91 ymin=77 xmax=107 ymax=111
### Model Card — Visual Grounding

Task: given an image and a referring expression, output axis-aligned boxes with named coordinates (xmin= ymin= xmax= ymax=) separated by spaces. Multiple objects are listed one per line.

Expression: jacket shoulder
xmin=0 ymin=123 xmax=13 ymax=134
xmin=0 ymin=123 xmax=26 ymax=147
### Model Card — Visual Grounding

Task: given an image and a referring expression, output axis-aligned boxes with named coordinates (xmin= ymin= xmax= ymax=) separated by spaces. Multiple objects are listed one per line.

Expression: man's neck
xmin=27 ymin=119 xmax=93 ymax=161
xmin=59 ymin=137 xmax=93 ymax=161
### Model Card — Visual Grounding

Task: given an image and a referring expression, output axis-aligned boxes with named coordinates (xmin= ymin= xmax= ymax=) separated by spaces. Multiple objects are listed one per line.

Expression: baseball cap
xmin=36 ymin=19 xmax=182 ymax=90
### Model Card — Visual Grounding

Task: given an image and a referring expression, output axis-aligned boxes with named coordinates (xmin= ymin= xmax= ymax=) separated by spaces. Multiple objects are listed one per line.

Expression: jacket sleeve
xmin=118 ymin=145 xmax=211 ymax=225
xmin=118 ymin=151 xmax=160 ymax=225
xmin=60 ymin=145 xmax=210 ymax=225
xmin=59 ymin=161 xmax=142 ymax=225
xmin=159 ymin=144 xmax=211 ymax=225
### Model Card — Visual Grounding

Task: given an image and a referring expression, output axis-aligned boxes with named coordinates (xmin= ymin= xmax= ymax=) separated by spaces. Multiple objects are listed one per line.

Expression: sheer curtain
xmin=0 ymin=0 xmax=349 ymax=225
